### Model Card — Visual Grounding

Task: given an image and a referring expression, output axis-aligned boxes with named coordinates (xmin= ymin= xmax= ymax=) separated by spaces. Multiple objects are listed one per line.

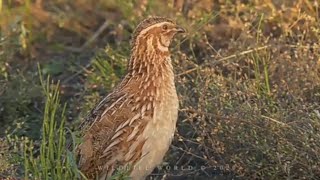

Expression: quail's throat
xmin=128 ymin=37 xmax=171 ymax=77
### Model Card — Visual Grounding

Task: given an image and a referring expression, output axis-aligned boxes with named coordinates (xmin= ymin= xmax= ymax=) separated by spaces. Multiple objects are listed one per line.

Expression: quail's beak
xmin=175 ymin=25 xmax=186 ymax=33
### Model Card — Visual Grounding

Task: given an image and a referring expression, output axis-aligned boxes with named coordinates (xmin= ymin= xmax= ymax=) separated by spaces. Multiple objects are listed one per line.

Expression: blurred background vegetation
xmin=0 ymin=0 xmax=320 ymax=179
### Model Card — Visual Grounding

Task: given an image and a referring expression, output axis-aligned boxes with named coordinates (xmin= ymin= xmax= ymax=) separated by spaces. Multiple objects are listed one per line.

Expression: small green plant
xmin=110 ymin=166 xmax=131 ymax=180
xmin=86 ymin=46 xmax=127 ymax=92
xmin=23 ymin=65 xmax=86 ymax=180
xmin=251 ymin=51 xmax=271 ymax=98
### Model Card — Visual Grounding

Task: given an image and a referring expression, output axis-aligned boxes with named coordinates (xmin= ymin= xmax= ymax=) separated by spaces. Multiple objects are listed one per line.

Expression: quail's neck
xmin=123 ymin=42 xmax=175 ymax=101
xmin=127 ymin=40 xmax=172 ymax=77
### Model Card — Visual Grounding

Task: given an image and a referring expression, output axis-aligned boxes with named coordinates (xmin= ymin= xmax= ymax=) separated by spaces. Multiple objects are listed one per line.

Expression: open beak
xmin=175 ymin=25 xmax=186 ymax=33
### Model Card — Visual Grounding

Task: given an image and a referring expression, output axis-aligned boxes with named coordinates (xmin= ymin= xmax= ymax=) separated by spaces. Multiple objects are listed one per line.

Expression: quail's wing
xmin=78 ymin=91 xmax=127 ymax=133
xmin=78 ymin=87 xmax=153 ymax=177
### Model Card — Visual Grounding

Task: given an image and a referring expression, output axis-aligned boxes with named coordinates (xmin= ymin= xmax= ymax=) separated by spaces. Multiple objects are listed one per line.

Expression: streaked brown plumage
xmin=78 ymin=17 xmax=185 ymax=180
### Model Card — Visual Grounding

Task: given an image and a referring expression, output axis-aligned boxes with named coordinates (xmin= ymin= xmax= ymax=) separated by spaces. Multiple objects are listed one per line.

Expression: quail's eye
xmin=162 ymin=25 xmax=168 ymax=30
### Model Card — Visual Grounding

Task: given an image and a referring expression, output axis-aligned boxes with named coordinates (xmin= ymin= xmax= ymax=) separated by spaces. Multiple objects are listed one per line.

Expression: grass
xmin=0 ymin=0 xmax=320 ymax=179
xmin=22 ymin=67 xmax=84 ymax=179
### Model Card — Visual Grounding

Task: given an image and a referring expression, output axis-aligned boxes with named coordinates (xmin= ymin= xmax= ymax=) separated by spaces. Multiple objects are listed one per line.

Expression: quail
xmin=78 ymin=17 xmax=186 ymax=180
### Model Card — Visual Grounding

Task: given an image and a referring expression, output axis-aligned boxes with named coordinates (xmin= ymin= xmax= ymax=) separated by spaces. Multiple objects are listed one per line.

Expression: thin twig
xmin=261 ymin=115 xmax=289 ymax=127
xmin=65 ymin=20 xmax=109 ymax=52
xmin=171 ymin=145 xmax=208 ymax=162
xmin=176 ymin=45 xmax=270 ymax=77
xmin=80 ymin=20 xmax=109 ymax=49
xmin=62 ymin=62 xmax=92 ymax=84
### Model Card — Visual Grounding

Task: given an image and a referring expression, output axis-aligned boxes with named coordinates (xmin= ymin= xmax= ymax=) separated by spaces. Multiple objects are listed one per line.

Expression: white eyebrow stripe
xmin=139 ymin=22 xmax=168 ymax=36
